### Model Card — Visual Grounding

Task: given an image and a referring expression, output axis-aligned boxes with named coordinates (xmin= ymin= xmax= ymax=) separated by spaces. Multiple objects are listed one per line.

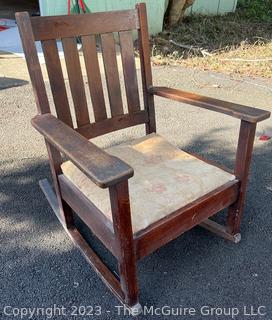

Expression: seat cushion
xmin=61 ymin=134 xmax=235 ymax=233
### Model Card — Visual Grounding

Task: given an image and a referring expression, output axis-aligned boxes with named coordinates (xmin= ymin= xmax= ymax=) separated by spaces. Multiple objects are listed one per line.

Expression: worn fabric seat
xmin=61 ymin=134 xmax=235 ymax=233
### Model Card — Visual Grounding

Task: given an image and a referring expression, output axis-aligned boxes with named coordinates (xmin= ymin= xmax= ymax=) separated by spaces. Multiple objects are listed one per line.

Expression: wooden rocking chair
xmin=16 ymin=3 xmax=270 ymax=314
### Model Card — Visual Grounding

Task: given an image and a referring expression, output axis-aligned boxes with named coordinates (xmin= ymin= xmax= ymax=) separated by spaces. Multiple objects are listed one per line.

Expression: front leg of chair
xmin=109 ymin=181 xmax=141 ymax=314
xmin=227 ymin=120 xmax=257 ymax=235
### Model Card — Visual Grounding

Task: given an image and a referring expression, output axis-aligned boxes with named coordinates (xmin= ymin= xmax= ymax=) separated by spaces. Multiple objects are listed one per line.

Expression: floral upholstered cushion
xmin=61 ymin=134 xmax=235 ymax=233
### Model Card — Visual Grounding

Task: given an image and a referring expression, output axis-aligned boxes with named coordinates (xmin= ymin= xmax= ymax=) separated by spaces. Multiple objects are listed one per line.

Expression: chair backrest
xmin=16 ymin=2 xmax=156 ymax=139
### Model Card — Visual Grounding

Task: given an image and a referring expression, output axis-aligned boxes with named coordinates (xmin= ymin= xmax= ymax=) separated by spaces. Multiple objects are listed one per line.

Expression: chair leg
xmin=199 ymin=121 xmax=257 ymax=242
xmin=227 ymin=204 xmax=244 ymax=236
xmin=226 ymin=120 xmax=256 ymax=235
xmin=109 ymin=181 xmax=141 ymax=313
xmin=117 ymin=255 xmax=142 ymax=314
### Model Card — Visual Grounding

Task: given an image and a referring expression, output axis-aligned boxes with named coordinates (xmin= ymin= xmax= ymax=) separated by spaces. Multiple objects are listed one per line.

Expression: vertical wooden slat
xmin=81 ymin=35 xmax=107 ymax=122
xmin=42 ymin=40 xmax=73 ymax=127
xmin=100 ymin=33 xmax=124 ymax=117
xmin=119 ymin=30 xmax=140 ymax=113
xmin=136 ymin=3 xmax=156 ymax=134
xmin=62 ymin=37 xmax=90 ymax=127
xmin=16 ymin=12 xmax=50 ymax=114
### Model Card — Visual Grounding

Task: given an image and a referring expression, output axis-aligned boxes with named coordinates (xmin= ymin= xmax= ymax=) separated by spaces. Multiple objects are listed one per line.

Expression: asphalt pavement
xmin=1 ymin=66 xmax=272 ymax=319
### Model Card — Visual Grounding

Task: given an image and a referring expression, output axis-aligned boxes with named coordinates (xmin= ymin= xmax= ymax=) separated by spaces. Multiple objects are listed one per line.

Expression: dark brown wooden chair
xmin=16 ymin=3 xmax=270 ymax=314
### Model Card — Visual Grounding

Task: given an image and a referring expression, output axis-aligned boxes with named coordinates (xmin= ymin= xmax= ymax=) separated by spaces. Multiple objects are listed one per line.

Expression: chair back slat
xmin=42 ymin=39 xmax=73 ymax=127
xmin=16 ymin=3 xmax=156 ymax=138
xmin=62 ymin=37 xmax=90 ymax=127
xmin=31 ymin=10 xmax=139 ymax=40
xmin=101 ymin=33 xmax=124 ymax=117
xmin=119 ymin=30 xmax=140 ymax=113
xmin=81 ymin=35 xmax=107 ymax=122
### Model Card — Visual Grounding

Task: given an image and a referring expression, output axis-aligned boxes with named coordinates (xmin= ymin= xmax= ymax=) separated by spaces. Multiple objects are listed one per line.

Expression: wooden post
xmin=16 ymin=12 xmax=50 ymax=114
xmin=137 ymin=3 xmax=156 ymax=134
xmin=227 ymin=120 xmax=257 ymax=235
xmin=109 ymin=181 xmax=140 ymax=309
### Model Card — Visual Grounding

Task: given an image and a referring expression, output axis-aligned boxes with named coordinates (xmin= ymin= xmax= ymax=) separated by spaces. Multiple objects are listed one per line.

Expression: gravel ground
xmin=1 ymin=66 xmax=272 ymax=320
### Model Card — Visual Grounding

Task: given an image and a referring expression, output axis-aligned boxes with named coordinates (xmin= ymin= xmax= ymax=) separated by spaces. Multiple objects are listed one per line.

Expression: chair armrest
xmin=149 ymin=86 xmax=270 ymax=123
xmin=31 ymin=114 xmax=134 ymax=188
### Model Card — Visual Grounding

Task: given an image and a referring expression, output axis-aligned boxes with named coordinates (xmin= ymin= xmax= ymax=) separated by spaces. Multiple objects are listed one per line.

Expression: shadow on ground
xmin=0 ymin=77 xmax=28 ymax=90
xmin=1 ymin=127 xmax=272 ymax=319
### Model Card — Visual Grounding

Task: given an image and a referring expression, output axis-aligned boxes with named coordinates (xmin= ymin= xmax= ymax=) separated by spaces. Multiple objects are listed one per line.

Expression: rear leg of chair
xmin=109 ymin=181 xmax=142 ymax=314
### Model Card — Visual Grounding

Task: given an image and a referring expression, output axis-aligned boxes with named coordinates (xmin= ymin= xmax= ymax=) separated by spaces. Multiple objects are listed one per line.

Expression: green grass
xmin=237 ymin=0 xmax=272 ymax=22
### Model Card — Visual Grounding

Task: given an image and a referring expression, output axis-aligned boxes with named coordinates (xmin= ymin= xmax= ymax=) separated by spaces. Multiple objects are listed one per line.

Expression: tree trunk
xmin=167 ymin=0 xmax=195 ymax=27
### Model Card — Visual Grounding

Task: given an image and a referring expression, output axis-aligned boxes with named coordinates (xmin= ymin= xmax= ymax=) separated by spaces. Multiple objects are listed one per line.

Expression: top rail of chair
xmin=16 ymin=9 xmax=140 ymax=41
